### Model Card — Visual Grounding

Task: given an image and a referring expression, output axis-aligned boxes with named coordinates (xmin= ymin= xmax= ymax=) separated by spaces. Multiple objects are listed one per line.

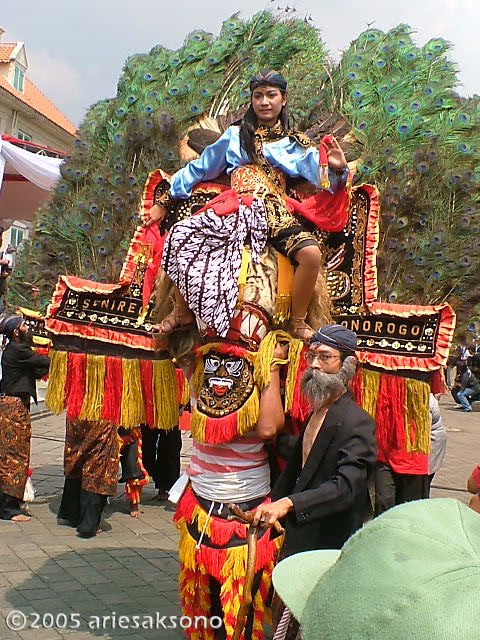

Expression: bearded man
xmin=253 ymin=324 xmax=376 ymax=555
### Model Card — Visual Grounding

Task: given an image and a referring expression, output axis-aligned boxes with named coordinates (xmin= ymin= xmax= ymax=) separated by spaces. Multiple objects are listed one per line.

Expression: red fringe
xmin=375 ymin=373 xmax=406 ymax=458
xmin=65 ymin=352 xmax=86 ymax=420
xmin=430 ymin=368 xmax=446 ymax=396
xmin=139 ymin=360 xmax=155 ymax=428
xmin=204 ymin=413 xmax=239 ymax=445
xmin=102 ymin=356 xmax=123 ymax=423
xmin=350 ymin=370 xmax=363 ymax=406
xmin=176 ymin=368 xmax=186 ymax=405
xmin=290 ymin=349 xmax=310 ymax=422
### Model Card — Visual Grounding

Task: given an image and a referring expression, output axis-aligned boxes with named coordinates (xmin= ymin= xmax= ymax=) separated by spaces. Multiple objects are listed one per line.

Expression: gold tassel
xmin=121 ymin=359 xmax=145 ymax=427
xmin=272 ymin=295 xmax=292 ymax=326
xmin=45 ymin=349 xmax=68 ymax=414
xmin=284 ymin=338 xmax=304 ymax=414
xmin=405 ymin=378 xmax=431 ymax=454
xmin=152 ymin=359 xmax=178 ymax=430
xmin=78 ymin=354 xmax=106 ymax=422
xmin=319 ymin=164 xmax=330 ymax=190
xmin=273 ymin=254 xmax=294 ymax=325
xmin=360 ymin=368 xmax=380 ymax=419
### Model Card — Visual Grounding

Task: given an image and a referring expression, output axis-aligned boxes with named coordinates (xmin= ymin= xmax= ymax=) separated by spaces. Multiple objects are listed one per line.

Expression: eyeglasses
xmin=306 ymin=351 xmax=340 ymax=364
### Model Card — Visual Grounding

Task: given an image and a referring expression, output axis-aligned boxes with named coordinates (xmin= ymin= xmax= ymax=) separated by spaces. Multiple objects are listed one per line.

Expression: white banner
xmin=0 ymin=136 xmax=62 ymax=192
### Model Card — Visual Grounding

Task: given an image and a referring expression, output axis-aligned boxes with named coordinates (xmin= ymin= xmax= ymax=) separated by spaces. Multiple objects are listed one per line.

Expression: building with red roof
xmin=0 ymin=26 xmax=76 ymax=152
xmin=0 ymin=26 xmax=77 ymax=248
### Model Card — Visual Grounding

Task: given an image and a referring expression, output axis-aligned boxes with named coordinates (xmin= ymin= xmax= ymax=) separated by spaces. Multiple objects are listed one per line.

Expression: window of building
xmin=13 ymin=66 xmax=25 ymax=92
xmin=10 ymin=228 xmax=24 ymax=247
xmin=16 ymin=130 xmax=32 ymax=142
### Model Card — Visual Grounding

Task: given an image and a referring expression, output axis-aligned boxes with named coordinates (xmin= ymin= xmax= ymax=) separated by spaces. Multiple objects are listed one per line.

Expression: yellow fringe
xmin=190 ymin=409 xmax=207 ymax=442
xmin=405 ymin=378 xmax=431 ymax=454
xmin=284 ymin=337 xmax=304 ymax=414
xmin=237 ymin=386 xmax=260 ymax=436
xmin=191 ymin=386 xmax=260 ymax=442
xmin=190 ymin=504 xmax=213 ymax=540
xmin=120 ymin=359 xmax=145 ymax=427
xmin=78 ymin=354 xmax=106 ymax=422
xmin=177 ymin=519 xmax=199 ymax=571
xmin=180 ymin=372 xmax=191 ymax=407
xmin=221 ymin=544 xmax=249 ymax=580
xmin=254 ymin=330 xmax=293 ymax=390
xmin=191 ymin=358 xmax=205 ymax=397
xmin=360 ymin=368 xmax=380 ymax=419
xmin=45 ymin=349 xmax=67 ymax=414
xmin=152 ymin=359 xmax=178 ymax=430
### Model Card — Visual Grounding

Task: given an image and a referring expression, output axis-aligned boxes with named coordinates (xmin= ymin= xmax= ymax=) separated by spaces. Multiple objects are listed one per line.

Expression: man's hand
xmin=142 ymin=203 xmax=167 ymax=227
xmin=273 ymin=341 xmax=289 ymax=363
xmin=252 ymin=497 xmax=293 ymax=528
xmin=324 ymin=135 xmax=347 ymax=171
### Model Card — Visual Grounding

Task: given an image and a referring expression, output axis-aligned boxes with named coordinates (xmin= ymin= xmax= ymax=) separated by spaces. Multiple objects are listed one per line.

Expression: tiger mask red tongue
xmin=209 ymin=377 xmax=233 ymax=398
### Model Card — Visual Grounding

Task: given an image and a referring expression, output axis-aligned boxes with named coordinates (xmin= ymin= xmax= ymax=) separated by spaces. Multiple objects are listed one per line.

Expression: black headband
xmin=249 ymin=69 xmax=287 ymax=93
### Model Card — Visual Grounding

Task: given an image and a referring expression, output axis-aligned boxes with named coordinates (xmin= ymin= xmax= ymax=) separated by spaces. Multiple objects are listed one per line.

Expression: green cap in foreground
xmin=273 ymin=498 xmax=480 ymax=640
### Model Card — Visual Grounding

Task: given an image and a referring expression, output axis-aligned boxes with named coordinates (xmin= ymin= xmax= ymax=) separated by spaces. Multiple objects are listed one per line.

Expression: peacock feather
xmin=9 ymin=12 xmax=480 ymax=335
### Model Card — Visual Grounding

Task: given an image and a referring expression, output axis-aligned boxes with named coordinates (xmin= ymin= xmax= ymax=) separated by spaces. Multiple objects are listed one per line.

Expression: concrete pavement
xmin=1 ymin=394 xmax=479 ymax=639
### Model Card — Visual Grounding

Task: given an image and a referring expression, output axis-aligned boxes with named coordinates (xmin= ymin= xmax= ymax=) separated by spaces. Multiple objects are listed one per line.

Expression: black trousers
xmin=141 ymin=425 xmax=181 ymax=491
xmin=0 ymin=491 xmax=22 ymax=520
xmin=374 ymin=462 xmax=430 ymax=516
xmin=57 ymin=478 xmax=107 ymax=536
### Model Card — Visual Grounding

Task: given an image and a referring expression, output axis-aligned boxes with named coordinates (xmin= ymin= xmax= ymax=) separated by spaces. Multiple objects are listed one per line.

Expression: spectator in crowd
xmin=451 ymin=361 xmax=480 ymax=412
xmin=272 ymin=499 xmax=480 ymax=640
xmin=0 ymin=315 xmax=50 ymax=521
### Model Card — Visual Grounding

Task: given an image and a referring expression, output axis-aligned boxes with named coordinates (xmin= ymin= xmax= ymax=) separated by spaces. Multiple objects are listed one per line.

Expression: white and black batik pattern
xmin=161 ymin=200 xmax=267 ymax=337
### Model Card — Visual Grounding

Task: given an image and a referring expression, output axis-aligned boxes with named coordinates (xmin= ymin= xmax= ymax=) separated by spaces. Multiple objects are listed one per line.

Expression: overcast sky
xmin=1 ymin=0 xmax=478 ymax=126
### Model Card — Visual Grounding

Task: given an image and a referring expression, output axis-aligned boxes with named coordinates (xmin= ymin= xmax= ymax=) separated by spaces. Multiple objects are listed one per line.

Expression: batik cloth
xmin=161 ymin=199 xmax=267 ymax=337
xmin=0 ymin=395 xmax=31 ymax=500
xmin=64 ymin=418 xmax=120 ymax=496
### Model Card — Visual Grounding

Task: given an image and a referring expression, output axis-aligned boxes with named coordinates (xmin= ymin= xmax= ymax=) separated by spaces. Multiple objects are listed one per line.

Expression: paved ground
xmin=0 ymin=391 xmax=479 ymax=640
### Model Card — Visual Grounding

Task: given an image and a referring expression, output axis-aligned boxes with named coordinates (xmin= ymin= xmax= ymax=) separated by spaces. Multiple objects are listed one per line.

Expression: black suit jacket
xmin=272 ymin=392 xmax=376 ymax=555
xmin=0 ymin=340 xmax=50 ymax=403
